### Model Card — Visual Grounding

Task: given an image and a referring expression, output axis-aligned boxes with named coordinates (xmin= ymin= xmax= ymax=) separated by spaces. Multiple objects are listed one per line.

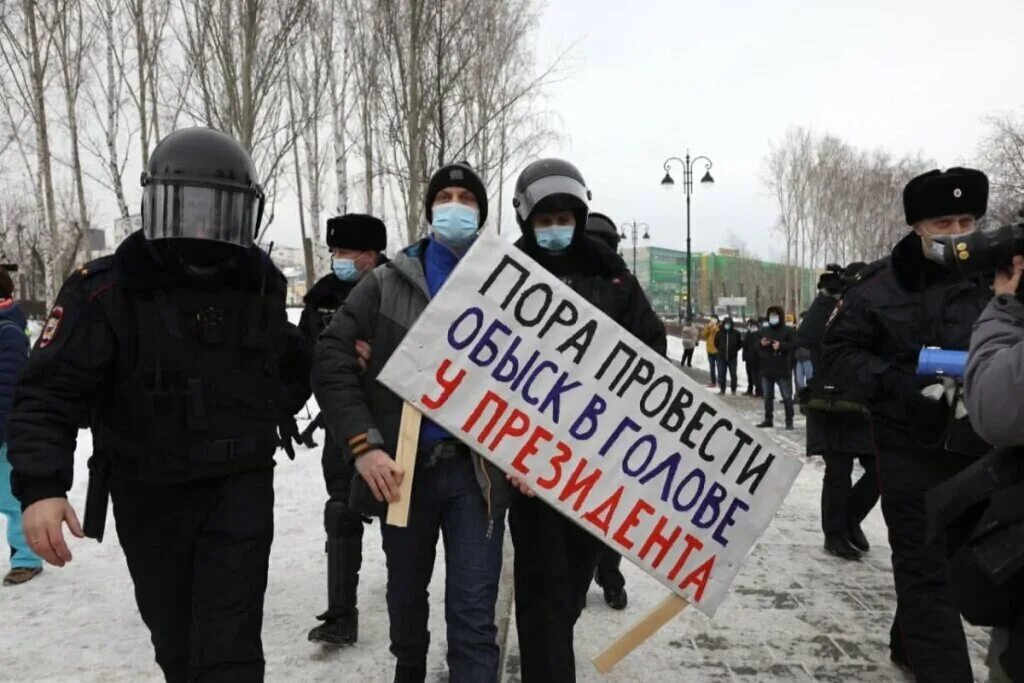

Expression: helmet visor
xmin=143 ymin=182 xmax=260 ymax=247
xmin=514 ymin=175 xmax=590 ymax=222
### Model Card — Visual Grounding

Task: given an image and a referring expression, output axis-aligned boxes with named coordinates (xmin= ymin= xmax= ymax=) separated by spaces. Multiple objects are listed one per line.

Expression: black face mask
xmin=157 ymin=239 xmax=245 ymax=279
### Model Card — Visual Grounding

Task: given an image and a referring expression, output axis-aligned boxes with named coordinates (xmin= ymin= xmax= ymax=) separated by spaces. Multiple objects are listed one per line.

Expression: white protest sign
xmin=378 ymin=233 xmax=801 ymax=617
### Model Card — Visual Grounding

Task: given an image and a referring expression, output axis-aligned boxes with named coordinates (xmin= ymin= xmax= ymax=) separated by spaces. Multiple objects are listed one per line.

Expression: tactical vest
xmin=100 ymin=285 xmax=287 ymax=480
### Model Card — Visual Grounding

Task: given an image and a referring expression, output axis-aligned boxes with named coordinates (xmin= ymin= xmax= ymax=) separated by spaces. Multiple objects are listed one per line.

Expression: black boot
xmin=594 ymin=569 xmax=628 ymax=610
xmin=755 ymin=420 xmax=773 ymax=429
xmin=309 ymin=609 xmax=359 ymax=645
xmin=309 ymin=508 xmax=363 ymax=646
xmin=848 ymin=523 xmax=870 ymax=552
xmin=824 ymin=535 xmax=862 ymax=561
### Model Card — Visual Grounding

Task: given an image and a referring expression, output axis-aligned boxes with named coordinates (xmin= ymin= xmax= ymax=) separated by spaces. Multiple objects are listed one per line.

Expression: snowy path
xmin=0 ymin=330 xmax=992 ymax=682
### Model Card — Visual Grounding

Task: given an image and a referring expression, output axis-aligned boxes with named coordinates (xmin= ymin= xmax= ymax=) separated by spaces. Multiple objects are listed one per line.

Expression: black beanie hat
xmin=326 ymin=213 xmax=387 ymax=251
xmin=424 ymin=162 xmax=488 ymax=227
xmin=903 ymin=167 xmax=989 ymax=225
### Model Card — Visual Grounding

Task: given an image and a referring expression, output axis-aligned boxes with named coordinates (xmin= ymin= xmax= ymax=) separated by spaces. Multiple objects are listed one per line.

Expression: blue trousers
xmin=795 ymin=359 xmax=814 ymax=390
xmin=0 ymin=443 xmax=42 ymax=569
xmin=380 ymin=455 xmax=504 ymax=682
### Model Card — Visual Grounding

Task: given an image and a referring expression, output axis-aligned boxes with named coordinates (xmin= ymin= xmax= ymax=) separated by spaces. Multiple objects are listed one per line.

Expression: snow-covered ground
xmin=0 ymin=325 xmax=991 ymax=682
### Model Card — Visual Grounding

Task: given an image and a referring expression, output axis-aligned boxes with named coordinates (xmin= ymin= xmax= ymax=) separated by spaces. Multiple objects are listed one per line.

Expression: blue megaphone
xmin=916 ymin=348 xmax=967 ymax=381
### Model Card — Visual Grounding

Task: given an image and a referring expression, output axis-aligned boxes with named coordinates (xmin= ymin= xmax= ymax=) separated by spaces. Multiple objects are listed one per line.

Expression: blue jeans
xmin=795 ymin=359 xmax=814 ymax=390
xmin=380 ymin=454 xmax=504 ymax=682
xmin=762 ymin=376 xmax=795 ymax=426
xmin=707 ymin=353 xmax=718 ymax=383
xmin=0 ymin=443 xmax=41 ymax=569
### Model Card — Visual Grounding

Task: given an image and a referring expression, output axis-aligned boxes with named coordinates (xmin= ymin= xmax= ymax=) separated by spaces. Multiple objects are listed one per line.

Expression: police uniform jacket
xmin=7 ymin=230 xmax=312 ymax=509
xmin=822 ymin=231 xmax=991 ymax=449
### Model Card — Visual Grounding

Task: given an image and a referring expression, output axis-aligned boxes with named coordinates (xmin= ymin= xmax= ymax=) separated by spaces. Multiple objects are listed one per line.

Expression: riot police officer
xmin=822 ymin=167 xmax=992 ymax=682
xmin=302 ymin=213 xmax=387 ymax=645
xmin=583 ymin=212 xmax=621 ymax=253
xmin=509 ymin=160 xmax=666 ymax=682
xmin=582 ymin=211 xmax=630 ymax=610
xmin=7 ymin=127 xmax=311 ymax=682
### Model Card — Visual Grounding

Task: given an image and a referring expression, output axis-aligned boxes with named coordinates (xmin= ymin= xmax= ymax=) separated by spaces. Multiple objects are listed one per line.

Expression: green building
xmin=622 ymin=245 xmax=816 ymax=320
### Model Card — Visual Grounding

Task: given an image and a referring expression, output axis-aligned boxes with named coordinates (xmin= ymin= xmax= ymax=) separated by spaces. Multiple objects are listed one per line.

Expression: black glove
xmin=883 ymin=370 xmax=950 ymax=443
xmin=277 ymin=417 xmax=300 ymax=460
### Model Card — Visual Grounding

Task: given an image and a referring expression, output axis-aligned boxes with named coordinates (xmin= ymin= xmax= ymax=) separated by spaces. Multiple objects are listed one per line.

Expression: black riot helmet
xmin=513 ymin=159 xmax=591 ymax=242
xmin=585 ymin=212 xmax=620 ymax=250
xmin=141 ymin=127 xmax=265 ymax=248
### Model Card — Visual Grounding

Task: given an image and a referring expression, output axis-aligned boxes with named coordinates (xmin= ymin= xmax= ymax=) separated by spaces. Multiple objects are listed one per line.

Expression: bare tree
xmin=120 ymin=0 xmax=171 ymax=167
xmin=177 ymin=0 xmax=310 ymax=238
xmin=979 ymin=111 xmax=1024 ymax=224
xmin=48 ymin=0 xmax=99 ymax=260
xmin=0 ymin=0 xmax=80 ymax=306
xmin=82 ymin=0 xmax=133 ymax=220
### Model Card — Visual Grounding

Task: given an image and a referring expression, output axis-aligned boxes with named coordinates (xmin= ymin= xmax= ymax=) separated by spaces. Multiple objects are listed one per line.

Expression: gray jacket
xmin=965 ymin=294 xmax=1024 ymax=448
xmin=312 ymin=239 xmax=512 ymax=520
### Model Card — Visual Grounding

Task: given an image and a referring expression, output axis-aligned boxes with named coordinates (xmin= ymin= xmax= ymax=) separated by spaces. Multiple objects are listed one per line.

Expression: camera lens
xmin=942 ymin=224 xmax=1024 ymax=277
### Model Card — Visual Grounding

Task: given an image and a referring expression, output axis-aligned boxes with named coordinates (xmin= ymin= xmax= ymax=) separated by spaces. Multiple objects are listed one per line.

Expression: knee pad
xmin=324 ymin=499 xmax=363 ymax=538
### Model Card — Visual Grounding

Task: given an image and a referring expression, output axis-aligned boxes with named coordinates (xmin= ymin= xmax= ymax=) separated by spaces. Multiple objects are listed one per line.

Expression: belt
xmin=418 ymin=440 xmax=470 ymax=468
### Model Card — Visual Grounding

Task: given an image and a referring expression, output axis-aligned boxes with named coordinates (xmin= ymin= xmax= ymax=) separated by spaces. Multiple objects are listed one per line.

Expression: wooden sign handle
xmin=386 ymin=402 xmax=422 ymax=527
xmin=592 ymin=593 xmax=689 ymax=673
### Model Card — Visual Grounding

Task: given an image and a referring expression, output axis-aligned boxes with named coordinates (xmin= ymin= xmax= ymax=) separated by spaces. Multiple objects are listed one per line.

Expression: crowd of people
xmin=0 ymin=124 xmax=1021 ymax=683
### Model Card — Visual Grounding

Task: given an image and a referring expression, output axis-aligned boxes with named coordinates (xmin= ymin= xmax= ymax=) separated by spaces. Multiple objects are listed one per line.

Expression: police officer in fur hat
xmin=823 ymin=167 xmax=992 ymax=682
xmin=303 ymin=213 xmax=388 ymax=646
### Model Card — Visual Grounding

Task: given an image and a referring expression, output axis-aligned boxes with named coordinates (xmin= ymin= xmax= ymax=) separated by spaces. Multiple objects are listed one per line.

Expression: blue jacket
xmin=0 ymin=300 xmax=28 ymax=443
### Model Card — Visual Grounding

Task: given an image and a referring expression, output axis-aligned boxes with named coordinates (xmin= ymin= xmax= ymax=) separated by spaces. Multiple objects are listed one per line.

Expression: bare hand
xmin=355 ymin=449 xmax=404 ymax=504
xmin=22 ymin=498 xmax=84 ymax=567
xmin=994 ymin=255 xmax=1024 ymax=296
xmin=507 ymin=474 xmax=535 ymax=497
xmin=772 ymin=341 xmax=781 ymax=351
xmin=355 ymin=340 xmax=372 ymax=372
xmin=760 ymin=338 xmax=770 ymax=347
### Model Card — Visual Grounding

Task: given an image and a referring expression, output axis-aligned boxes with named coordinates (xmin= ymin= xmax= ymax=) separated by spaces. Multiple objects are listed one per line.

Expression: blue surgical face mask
xmin=432 ymin=202 xmax=479 ymax=249
xmin=332 ymin=258 xmax=360 ymax=282
xmin=534 ymin=225 xmax=575 ymax=252
xmin=769 ymin=315 xmax=781 ymax=326
xmin=724 ymin=323 xmax=732 ymax=330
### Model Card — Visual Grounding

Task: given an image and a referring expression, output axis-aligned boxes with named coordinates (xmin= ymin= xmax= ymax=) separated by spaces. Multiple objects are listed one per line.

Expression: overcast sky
xmin=507 ymin=0 xmax=1024 ymax=261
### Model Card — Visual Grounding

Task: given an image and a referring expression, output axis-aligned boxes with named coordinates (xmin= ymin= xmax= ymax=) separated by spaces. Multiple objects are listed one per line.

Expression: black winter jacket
xmin=7 ymin=231 xmax=312 ymax=508
xmin=0 ymin=302 xmax=28 ymax=444
xmin=298 ymin=255 xmax=389 ymax=345
xmin=742 ymin=331 xmax=761 ymax=366
xmin=799 ymin=292 xmax=873 ymax=456
xmin=757 ymin=324 xmax=796 ymax=379
xmin=714 ymin=325 xmax=742 ymax=362
xmin=312 ymin=240 xmax=513 ymax=520
xmin=822 ymin=231 xmax=992 ymax=449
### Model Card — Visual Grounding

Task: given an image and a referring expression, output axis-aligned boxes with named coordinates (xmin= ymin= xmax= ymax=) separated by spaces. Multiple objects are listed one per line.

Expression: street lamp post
xmin=619 ymin=220 xmax=649 ymax=275
xmin=661 ymin=151 xmax=715 ymax=322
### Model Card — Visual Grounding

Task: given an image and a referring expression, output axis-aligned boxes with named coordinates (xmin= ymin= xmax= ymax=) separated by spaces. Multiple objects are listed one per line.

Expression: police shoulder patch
xmin=38 ymin=305 xmax=64 ymax=348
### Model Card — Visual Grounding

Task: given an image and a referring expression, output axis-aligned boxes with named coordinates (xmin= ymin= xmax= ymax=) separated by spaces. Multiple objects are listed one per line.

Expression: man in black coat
xmin=822 ymin=167 xmax=993 ymax=682
xmin=799 ymin=263 xmax=878 ymax=561
xmin=713 ymin=316 xmax=742 ymax=395
xmin=8 ymin=128 xmax=311 ymax=682
xmin=756 ymin=305 xmax=796 ymax=430
xmin=741 ymin=319 xmax=762 ymax=396
xmin=304 ymin=213 xmax=387 ymax=646
xmin=509 ymin=160 xmax=666 ymax=683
